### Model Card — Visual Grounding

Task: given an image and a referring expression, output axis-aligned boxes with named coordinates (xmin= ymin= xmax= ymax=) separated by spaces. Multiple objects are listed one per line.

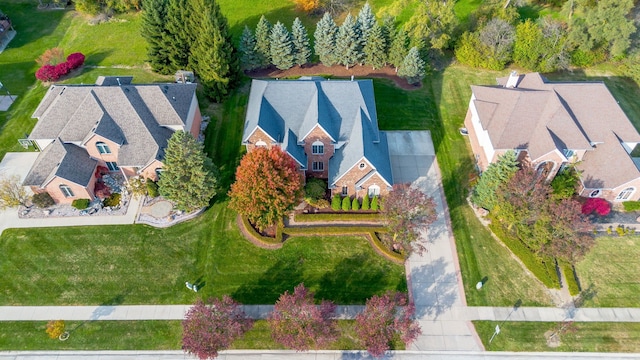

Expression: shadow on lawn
xmin=232 ymin=258 xmax=304 ymax=304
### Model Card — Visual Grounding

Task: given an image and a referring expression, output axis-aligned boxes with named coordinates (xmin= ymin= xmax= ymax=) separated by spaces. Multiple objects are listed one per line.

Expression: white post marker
xmin=476 ymin=281 xmax=483 ymax=290
xmin=185 ymin=282 xmax=193 ymax=290
xmin=489 ymin=325 xmax=501 ymax=343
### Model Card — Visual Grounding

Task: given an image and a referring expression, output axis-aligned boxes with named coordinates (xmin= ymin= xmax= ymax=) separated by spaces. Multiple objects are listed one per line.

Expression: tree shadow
xmin=231 ymin=258 xmax=304 ymax=304
xmin=410 ymin=257 xmax=459 ymax=319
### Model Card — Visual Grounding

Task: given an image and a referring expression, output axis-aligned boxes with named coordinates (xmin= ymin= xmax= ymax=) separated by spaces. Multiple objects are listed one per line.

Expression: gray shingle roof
xmin=23 ymin=139 xmax=97 ymax=188
xmin=243 ymin=78 xmax=391 ymax=186
xmin=29 ymin=81 xmax=197 ymax=168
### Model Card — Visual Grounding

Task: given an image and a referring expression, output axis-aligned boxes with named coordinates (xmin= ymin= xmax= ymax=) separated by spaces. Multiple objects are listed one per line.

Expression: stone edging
xmin=135 ymin=207 xmax=205 ymax=228
xmin=236 ymin=215 xmax=283 ymax=249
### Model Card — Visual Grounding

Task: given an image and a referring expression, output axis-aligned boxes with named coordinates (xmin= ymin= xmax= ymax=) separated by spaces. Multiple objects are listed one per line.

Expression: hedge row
xmin=239 ymin=216 xmax=283 ymax=248
xmin=35 ymin=52 xmax=85 ymax=82
xmin=623 ymin=201 xmax=640 ymax=212
xmin=489 ymin=224 xmax=561 ymax=289
xmin=368 ymin=231 xmax=404 ymax=264
xmin=293 ymin=212 xmax=383 ymax=223
xmin=560 ymin=261 xmax=581 ymax=296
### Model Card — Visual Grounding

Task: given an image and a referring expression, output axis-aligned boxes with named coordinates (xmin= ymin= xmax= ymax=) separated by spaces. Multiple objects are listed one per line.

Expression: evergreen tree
xmin=471 ymin=150 xmax=518 ymax=211
xmin=335 ymin=14 xmax=361 ymax=69
xmin=357 ymin=2 xmax=376 ymax=50
xmin=363 ymin=22 xmax=386 ymax=69
xmin=140 ymin=0 xmax=173 ymax=74
xmin=398 ymin=47 xmax=425 ymax=85
xmin=165 ymin=0 xmax=192 ymax=70
xmin=388 ymin=28 xmax=408 ymax=72
xmin=239 ymin=26 xmax=260 ymax=71
xmin=158 ymin=131 xmax=218 ymax=212
xmin=254 ymin=16 xmax=273 ymax=67
xmin=291 ymin=17 xmax=312 ymax=66
xmin=314 ymin=12 xmax=339 ymax=66
xmin=269 ymin=22 xmax=295 ymax=70
xmin=380 ymin=15 xmax=395 ymax=63
xmin=362 ymin=193 xmax=370 ymax=210
xmin=189 ymin=0 xmax=239 ymax=102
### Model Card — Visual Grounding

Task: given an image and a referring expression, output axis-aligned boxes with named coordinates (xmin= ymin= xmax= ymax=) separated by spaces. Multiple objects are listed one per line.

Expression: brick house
xmin=465 ymin=71 xmax=640 ymax=202
xmin=242 ymin=77 xmax=393 ymax=198
xmin=23 ymin=76 xmax=202 ymax=204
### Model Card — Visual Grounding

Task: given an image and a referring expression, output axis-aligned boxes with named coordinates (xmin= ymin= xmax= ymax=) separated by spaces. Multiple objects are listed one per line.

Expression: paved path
xmin=1 ymin=350 xmax=640 ymax=360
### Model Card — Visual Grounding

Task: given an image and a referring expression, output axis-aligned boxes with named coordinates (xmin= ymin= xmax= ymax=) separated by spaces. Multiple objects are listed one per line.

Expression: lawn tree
xmin=188 ymin=0 xmax=238 ymax=102
xmin=228 ymin=147 xmax=303 ymax=231
xmin=356 ymin=292 xmax=421 ymax=358
xmin=314 ymin=12 xmax=339 ymax=66
xmin=158 ymin=131 xmax=218 ymax=212
xmin=363 ymin=22 xmax=387 ymax=69
xmin=291 ymin=18 xmax=312 ymax=66
xmin=268 ymin=283 xmax=338 ymax=351
xmin=269 ymin=21 xmax=295 ymax=70
xmin=166 ymin=0 xmax=192 ymax=71
xmin=357 ymin=2 xmax=376 ymax=52
xmin=239 ymin=26 xmax=260 ymax=71
xmin=388 ymin=28 xmax=409 ymax=72
xmin=397 ymin=47 xmax=426 ymax=85
xmin=182 ymin=296 xmax=253 ymax=360
xmin=254 ymin=16 xmax=273 ymax=67
xmin=381 ymin=183 xmax=437 ymax=256
xmin=335 ymin=14 xmax=361 ymax=69
xmin=0 ymin=175 xmax=30 ymax=209
xmin=471 ymin=150 xmax=518 ymax=211
xmin=140 ymin=0 xmax=173 ymax=74
xmin=404 ymin=0 xmax=458 ymax=51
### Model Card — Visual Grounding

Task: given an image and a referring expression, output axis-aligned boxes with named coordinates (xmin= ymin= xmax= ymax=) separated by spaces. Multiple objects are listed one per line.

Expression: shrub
xmin=331 ymin=195 xmax=341 ymax=211
xmin=371 ymin=196 xmax=379 ymax=211
xmin=341 ymin=196 xmax=351 ymax=211
xmin=45 ymin=320 xmax=65 ymax=339
xmin=581 ymin=198 xmax=611 ymax=216
xmin=36 ymin=48 xmax=65 ymax=67
xmin=93 ymin=181 xmax=111 ymax=199
xmin=72 ymin=199 xmax=90 ymax=210
xmin=560 ymin=262 xmax=581 ymax=296
xmin=623 ymin=201 xmax=640 ymax=212
xmin=362 ymin=193 xmax=370 ymax=210
xmin=127 ymin=177 xmax=147 ymax=199
xmin=146 ymin=180 xmax=159 ymax=198
xmin=315 ymin=198 xmax=330 ymax=209
xmin=103 ymin=193 xmax=121 ymax=207
xmin=32 ymin=192 xmax=55 ymax=208
xmin=35 ymin=65 xmax=57 ymax=82
xmin=66 ymin=52 xmax=85 ymax=69
xmin=304 ymin=178 xmax=326 ymax=202
xmin=352 ymin=197 xmax=360 ymax=210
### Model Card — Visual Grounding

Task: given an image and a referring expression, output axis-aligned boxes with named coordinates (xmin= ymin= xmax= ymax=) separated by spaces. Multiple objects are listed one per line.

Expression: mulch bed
xmin=246 ymin=64 xmax=422 ymax=91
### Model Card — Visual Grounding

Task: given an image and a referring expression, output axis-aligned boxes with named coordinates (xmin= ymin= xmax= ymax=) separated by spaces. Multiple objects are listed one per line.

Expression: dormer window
xmin=256 ymin=140 xmax=267 ymax=147
xmin=563 ymin=149 xmax=574 ymax=159
xmin=96 ymin=142 xmax=111 ymax=154
xmin=312 ymin=141 xmax=324 ymax=155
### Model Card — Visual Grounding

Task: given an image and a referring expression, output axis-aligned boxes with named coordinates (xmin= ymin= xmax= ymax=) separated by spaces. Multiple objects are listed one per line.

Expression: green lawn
xmin=474 ymin=321 xmax=640 ymax=352
xmin=0 ymin=319 xmax=404 ymax=351
xmin=574 ymin=236 xmax=640 ymax=307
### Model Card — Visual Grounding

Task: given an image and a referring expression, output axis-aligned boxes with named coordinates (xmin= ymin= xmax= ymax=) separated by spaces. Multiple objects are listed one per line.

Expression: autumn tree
xmin=158 ymin=131 xmax=218 ymax=212
xmin=228 ymin=147 xmax=303 ymax=231
xmin=293 ymin=0 xmax=319 ymax=13
xmin=239 ymin=26 xmax=260 ymax=71
xmin=381 ymin=183 xmax=437 ymax=257
xmin=254 ymin=16 xmax=273 ymax=67
xmin=397 ymin=47 xmax=426 ymax=85
xmin=182 ymin=296 xmax=253 ymax=360
xmin=335 ymin=13 xmax=361 ymax=69
xmin=356 ymin=292 xmax=421 ymax=358
xmin=471 ymin=150 xmax=518 ymax=211
xmin=0 ymin=175 xmax=30 ymax=209
xmin=270 ymin=21 xmax=295 ymax=70
xmin=268 ymin=283 xmax=338 ymax=351
xmin=314 ymin=12 xmax=339 ymax=66
xmin=291 ymin=18 xmax=312 ymax=66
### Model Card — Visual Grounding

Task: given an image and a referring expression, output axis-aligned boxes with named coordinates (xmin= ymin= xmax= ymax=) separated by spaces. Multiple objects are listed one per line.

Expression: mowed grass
xmin=474 ymin=321 xmax=640 ymax=352
xmin=0 ymin=202 xmax=406 ymax=306
xmin=0 ymin=320 xmax=405 ymax=351
xmin=574 ymin=236 xmax=640 ymax=307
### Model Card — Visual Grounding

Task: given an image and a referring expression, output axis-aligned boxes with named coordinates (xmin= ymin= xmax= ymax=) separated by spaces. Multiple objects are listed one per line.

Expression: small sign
xmin=495 ymin=325 xmax=500 ymax=334
xmin=476 ymin=281 xmax=483 ymax=290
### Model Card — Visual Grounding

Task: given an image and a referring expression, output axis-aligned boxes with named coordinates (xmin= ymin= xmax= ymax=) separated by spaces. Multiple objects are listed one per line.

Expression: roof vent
xmin=506 ymin=71 xmax=519 ymax=88
xmin=172 ymin=96 xmax=176 ymax=101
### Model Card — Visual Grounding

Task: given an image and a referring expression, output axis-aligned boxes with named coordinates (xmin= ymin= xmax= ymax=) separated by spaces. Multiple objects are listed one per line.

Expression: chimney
xmin=505 ymin=71 xmax=519 ymax=88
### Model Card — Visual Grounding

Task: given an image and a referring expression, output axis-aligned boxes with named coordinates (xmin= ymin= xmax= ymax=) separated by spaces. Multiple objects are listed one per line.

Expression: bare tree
xmin=0 ymin=175 xmax=30 ymax=209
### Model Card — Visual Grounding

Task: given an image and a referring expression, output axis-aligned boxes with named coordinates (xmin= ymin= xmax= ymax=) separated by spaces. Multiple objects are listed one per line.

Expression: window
xmin=563 ymin=149 xmax=575 ymax=159
xmin=616 ymin=187 xmax=635 ymax=201
xmin=312 ymin=161 xmax=324 ymax=171
xmin=341 ymin=186 xmax=348 ymax=196
xmin=368 ymin=185 xmax=380 ymax=197
xmin=96 ymin=142 xmax=111 ymax=154
xmin=255 ymin=140 xmax=267 ymax=148
xmin=359 ymin=163 xmax=366 ymax=169
xmin=589 ymin=189 xmax=601 ymax=198
xmin=312 ymin=142 xmax=324 ymax=155
xmin=59 ymin=184 xmax=74 ymax=198
xmin=106 ymin=161 xmax=120 ymax=171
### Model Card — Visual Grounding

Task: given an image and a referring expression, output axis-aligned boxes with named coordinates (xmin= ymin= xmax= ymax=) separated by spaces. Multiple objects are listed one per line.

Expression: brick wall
xmin=302 ymin=126 xmax=333 ymax=179
xmin=85 ymin=134 xmax=120 ymax=170
xmin=245 ymin=128 xmax=274 ymax=153
xmin=43 ymin=174 xmax=96 ymax=205
xmin=331 ymin=159 xmax=389 ymax=198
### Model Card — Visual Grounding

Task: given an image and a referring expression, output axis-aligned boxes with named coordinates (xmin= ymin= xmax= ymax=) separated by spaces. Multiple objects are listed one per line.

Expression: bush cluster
xmin=581 ymin=198 xmax=611 ymax=216
xmin=331 ymin=195 xmax=379 ymax=212
xmin=103 ymin=192 xmax=121 ymax=207
xmin=146 ymin=180 xmax=159 ymax=198
xmin=35 ymin=52 xmax=85 ymax=82
xmin=72 ymin=198 xmax=90 ymax=210
xmin=622 ymin=201 xmax=640 ymax=212
xmin=32 ymin=192 xmax=55 ymax=208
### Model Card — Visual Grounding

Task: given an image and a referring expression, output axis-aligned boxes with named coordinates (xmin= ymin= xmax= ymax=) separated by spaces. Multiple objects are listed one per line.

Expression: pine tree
xmin=291 ymin=17 xmax=311 ymax=66
xmin=361 ymin=193 xmax=370 ymax=210
xmin=189 ymin=0 xmax=239 ymax=102
xmin=314 ymin=12 xmax=338 ymax=66
xmin=239 ymin=26 xmax=260 ymax=71
xmin=363 ymin=22 xmax=386 ymax=69
xmin=269 ymin=21 xmax=295 ymax=70
xmin=398 ymin=47 xmax=425 ymax=85
xmin=165 ymin=0 xmax=192 ymax=71
xmin=388 ymin=28 xmax=408 ymax=72
xmin=140 ymin=0 xmax=173 ymax=74
xmin=254 ymin=15 xmax=272 ymax=67
xmin=380 ymin=15 xmax=395 ymax=64
xmin=158 ymin=131 xmax=218 ymax=212
xmin=471 ymin=150 xmax=519 ymax=211
xmin=335 ymin=14 xmax=361 ymax=69
xmin=357 ymin=2 xmax=376 ymax=50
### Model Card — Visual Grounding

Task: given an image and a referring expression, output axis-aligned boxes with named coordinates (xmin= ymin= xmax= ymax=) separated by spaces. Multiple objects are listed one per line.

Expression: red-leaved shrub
xmin=93 ymin=181 xmax=111 ymax=199
xmin=581 ymin=197 xmax=611 ymax=216
xmin=35 ymin=65 xmax=57 ymax=82
xmin=66 ymin=52 xmax=85 ymax=69
xmin=35 ymin=52 xmax=85 ymax=82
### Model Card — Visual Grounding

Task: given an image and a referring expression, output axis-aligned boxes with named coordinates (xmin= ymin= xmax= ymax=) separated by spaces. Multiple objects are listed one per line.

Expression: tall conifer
xmin=363 ymin=22 xmax=386 ymax=69
xmin=398 ymin=46 xmax=426 ymax=85
xmin=239 ymin=26 xmax=260 ymax=71
xmin=141 ymin=0 xmax=173 ymax=74
xmin=314 ymin=12 xmax=338 ymax=66
xmin=269 ymin=22 xmax=295 ymax=70
xmin=165 ymin=0 xmax=192 ymax=70
xmin=254 ymin=16 xmax=273 ymax=67
xmin=388 ymin=28 xmax=408 ymax=72
xmin=291 ymin=17 xmax=311 ymax=66
xmin=357 ymin=2 xmax=376 ymax=49
xmin=335 ymin=14 xmax=361 ymax=69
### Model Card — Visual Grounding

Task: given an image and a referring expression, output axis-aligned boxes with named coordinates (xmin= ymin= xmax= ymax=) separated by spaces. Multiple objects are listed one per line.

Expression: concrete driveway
xmin=386 ymin=131 xmax=483 ymax=351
